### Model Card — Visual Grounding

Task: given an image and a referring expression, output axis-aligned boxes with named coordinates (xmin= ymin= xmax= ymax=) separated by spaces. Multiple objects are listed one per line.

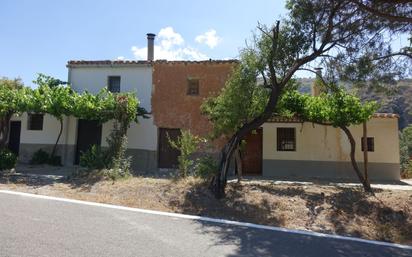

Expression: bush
xmin=401 ymin=160 xmax=412 ymax=179
xmin=30 ymin=149 xmax=50 ymax=165
xmin=29 ymin=149 xmax=62 ymax=166
xmin=194 ymin=155 xmax=218 ymax=179
xmin=79 ymin=145 xmax=107 ymax=170
xmin=0 ymin=148 xmax=17 ymax=171
xmin=168 ymin=130 xmax=203 ymax=178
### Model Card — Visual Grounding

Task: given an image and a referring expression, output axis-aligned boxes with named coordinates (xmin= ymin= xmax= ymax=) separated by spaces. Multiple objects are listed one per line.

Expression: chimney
xmin=311 ymin=67 xmax=323 ymax=96
xmin=147 ymin=33 xmax=156 ymax=61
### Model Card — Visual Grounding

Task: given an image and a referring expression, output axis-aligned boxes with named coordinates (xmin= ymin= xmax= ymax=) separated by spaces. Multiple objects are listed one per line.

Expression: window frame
xmin=361 ymin=137 xmax=375 ymax=152
xmin=277 ymin=127 xmax=296 ymax=152
xmin=27 ymin=113 xmax=44 ymax=131
xmin=108 ymin=76 xmax=121 ymax=93
xmin=187 ymin=78 xmax=200 ymax=96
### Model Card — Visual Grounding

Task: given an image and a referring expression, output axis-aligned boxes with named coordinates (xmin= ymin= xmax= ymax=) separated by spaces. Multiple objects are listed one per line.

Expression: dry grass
xmin=1 ymin=175 xmax=412 ymax=245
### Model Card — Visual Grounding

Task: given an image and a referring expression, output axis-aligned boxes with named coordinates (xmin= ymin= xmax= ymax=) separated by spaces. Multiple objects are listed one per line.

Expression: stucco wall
xmin=11 ymin=113 xmax=76 ymax=145
xmin=101 ymin=117 xmax=158 ymax=151
xmin=152 ymin=61 xmax=236 ymax=150
xmin=262 ymin=117 xmax=400 ymax=180
xmin=68 ymin=65 xmax=153 ymax=111
xmin=262 ymin=118 xmax=399 ymax=163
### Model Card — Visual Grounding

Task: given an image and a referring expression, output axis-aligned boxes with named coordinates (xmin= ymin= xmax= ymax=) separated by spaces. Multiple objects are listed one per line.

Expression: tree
xmin=277 ymin=89 xmax=378 ymax=191
xmin=32 ymin=74 xmax=74 ymax=158
xmin=204 ymin=0 xmax=411 ymax=198
xmin=400 ymin=125 xmax=412 ymax=177
xmin=0 ymin=78 xmax=28 ymax=148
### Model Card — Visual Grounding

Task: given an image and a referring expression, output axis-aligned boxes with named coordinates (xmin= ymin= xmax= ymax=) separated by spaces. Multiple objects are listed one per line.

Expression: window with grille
xmin=361 ymin=137 xmax=374 ymax=152
xmin=277 ymin=127 xmax=296 ymax=151
xmin=28 ymin=114 xmax=44 ymax=131
xmin=108 ymin=76 xmax=121 ymax=93
xmin=187 ymin=78 xmax=199 ymax=95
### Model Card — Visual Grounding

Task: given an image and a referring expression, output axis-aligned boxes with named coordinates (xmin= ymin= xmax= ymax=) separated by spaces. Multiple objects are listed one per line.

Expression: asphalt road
xmin=0 ymin=192 xmax=411 ymax=257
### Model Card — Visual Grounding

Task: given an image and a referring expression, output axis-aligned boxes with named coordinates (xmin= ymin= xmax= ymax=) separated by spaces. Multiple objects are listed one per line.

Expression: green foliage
xmin=201 ymin=51 xmax=268 ymax=138
xmin=168 ymin=130 xmax=203 ymax=178
xmin=277 ymin=89 xmax=378 ymax=127
xmin=30 ymin=149 xmax=50 ymax=165
xmin=79 ymin=122 xmax=132 ymax=180
xmin=0 ymin=80 xmax=31 ymax=117
xmin=79 ymin=145 xmax=108 ymax=170
xmin=0 ymin=148 xmax=17 ymax=171
xmin=29 ymin=148 xmax=62 ymax=166
xmin=194 ymin=155 xmax=218 ymax=179
xmin=400 ymin=125 xmax=412 ymax=178
xmin=104 ymin=121 xmax=131 ymax=179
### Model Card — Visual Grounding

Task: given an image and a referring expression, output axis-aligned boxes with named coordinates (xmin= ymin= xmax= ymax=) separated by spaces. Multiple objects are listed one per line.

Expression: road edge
xmin=1 ymin=189 xmax=411 ymax=250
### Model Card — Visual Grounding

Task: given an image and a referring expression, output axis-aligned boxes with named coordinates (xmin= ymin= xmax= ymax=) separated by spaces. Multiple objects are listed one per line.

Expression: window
xmin=277 ymin=128 xmax=296 ymax=151
xmin=108 ymin=76 xmax=121 ymax=93
xmin=361 ymin=137 xmax=374 ymax=152
xmin=28 ymin=114 xmax=44 ymax=131
xmin=187 ymin=78 xmax=199 ymax=95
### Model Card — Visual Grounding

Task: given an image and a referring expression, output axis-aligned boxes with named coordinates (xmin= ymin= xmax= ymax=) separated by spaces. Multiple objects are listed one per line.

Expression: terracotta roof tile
xmin=154 ymin=59 xmax=239 ymax=64
xmin=67 ymin=60 xmax=151 ymax=67
xmin=67 ymin=59 xmax=239 ymax=67
xmin=268 ymin=113 xmax=399 ymax=123
xmin=372 ymin=113 xmax=399 ymax=119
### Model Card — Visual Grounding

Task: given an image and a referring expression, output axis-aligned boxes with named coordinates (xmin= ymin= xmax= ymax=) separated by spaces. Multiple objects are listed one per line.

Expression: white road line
xmin=1 ymin=189 xmax=412 ymax=250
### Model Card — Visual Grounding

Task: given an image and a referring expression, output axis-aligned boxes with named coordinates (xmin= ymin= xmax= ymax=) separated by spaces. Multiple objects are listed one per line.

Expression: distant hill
xmin=296 ymin=78 xmax=412 ymax=130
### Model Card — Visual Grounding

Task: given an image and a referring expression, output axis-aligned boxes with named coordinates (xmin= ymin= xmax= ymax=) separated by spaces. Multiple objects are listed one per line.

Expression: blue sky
xmin=1 ymin=0 xmax=286 ymax=86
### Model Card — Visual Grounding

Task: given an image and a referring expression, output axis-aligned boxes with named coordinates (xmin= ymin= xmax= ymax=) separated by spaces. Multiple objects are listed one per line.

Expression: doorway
xmin=241 ymin=128 xmax=263 ymax=175
xmin=158 ymin=128 xmax=181 ymax=169
xmin=75 ymin=119 xmax=102 ymax=165
xmin=8 ymin=121 xmax=21 ymax=156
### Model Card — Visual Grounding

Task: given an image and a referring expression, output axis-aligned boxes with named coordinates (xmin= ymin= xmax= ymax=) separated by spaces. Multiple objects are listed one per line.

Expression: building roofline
xmin=267 ymin=113 xmax=399 ymax=123
xmin=66 ymin=59 xmax=239 ymax=68
xmin=66 ymin=60 xmax=152 ymax=68
xmin=154 ymin=59 xmax=239 ymax=64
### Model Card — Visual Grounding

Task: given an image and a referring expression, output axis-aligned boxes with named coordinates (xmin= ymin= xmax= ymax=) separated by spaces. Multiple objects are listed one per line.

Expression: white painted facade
xmin=11 ymin=63 xmax=158 ymax=166
xmin=68 ymin=64 xmax=153 ymax=111
xmin=67 ymin=63 xmax=158 ymax=151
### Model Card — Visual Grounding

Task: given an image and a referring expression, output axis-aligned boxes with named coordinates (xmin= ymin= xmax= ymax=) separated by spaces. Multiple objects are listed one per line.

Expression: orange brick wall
xmin=152 ymin=61 xmax=236 ymax=151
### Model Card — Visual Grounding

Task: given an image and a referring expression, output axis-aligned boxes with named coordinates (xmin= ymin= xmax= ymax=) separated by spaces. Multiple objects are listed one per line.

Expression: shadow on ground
xmin=172 ymin=180 xmax=412 ymax=253
xmin=190 ymin=220 xmax=412 ymax=257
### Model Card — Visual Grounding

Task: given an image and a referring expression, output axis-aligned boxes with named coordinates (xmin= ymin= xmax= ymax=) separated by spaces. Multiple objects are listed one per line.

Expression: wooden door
xmin=241 ymin=128 xmax=263 ymax=175
xmin=8 ymin=121 xmax=21 ymax=155
xmin=158 ymin=128 xmax=181 ymax=169
xmin=75 ymin=119 xmax=102 ymax=164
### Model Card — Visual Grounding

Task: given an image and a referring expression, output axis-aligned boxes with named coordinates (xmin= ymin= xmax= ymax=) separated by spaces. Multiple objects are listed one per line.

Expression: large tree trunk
xmin=211 ymin=88 xmax=281 ymax=198
xmin=51 ymin=118 xmax=63 ymax=157
xmin=0 ymin=113 xmax=13 ymax=149
xmin=339 ymin=125 xmax=373 ymax=193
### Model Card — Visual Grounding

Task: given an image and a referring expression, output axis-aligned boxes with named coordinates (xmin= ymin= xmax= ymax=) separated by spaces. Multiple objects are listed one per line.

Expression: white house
xmin=7 ymin=33 xmax=401 ymax=181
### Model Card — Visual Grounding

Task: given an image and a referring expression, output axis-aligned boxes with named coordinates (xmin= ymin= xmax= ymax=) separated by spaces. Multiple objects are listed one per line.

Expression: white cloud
xmin=116 ymin=56 xmax=125 ymax=60
xmin=195 ymin=29 xmax=221 ymax=49
xmin=131 ymin=26 xmax=208 ymax=61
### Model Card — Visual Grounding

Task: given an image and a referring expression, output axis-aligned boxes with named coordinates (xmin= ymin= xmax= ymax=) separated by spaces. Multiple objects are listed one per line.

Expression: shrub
xmin=401 ymin=160 xmax=412 ymax=179
xmin=105 ymin=122 xmax=131 ymax=179
xmin=0 ymin=148 xmax=17 ymax=171
xmin=194 ymin=155 xmax=218 ymax=179
xmin=79 ymin=145 xmax=107 ymax=170
xmin=30 ymin=149 xmax=50 ymax=165
xmin=168 ymin=130 xmax=203 ymax=178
